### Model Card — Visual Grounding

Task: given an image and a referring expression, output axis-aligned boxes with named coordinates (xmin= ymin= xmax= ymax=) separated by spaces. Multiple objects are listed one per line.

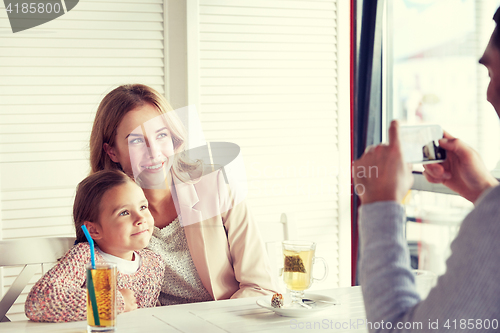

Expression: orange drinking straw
xmin=81 ymin=225 xmax=101 ymax=326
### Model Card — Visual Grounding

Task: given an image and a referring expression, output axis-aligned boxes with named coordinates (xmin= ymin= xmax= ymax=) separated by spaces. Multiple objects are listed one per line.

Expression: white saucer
xmin=256 ymin=293 xmax=338 ymax=317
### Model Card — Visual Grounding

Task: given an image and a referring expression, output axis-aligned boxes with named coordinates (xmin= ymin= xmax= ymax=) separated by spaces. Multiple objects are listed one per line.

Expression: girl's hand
xmin=353 ymin=120 xmax=414 ymax=204
xmin=119 ymin=289 xmax=138 ymax=312
xmin=423 ymin=132 xmax=498 ymax=204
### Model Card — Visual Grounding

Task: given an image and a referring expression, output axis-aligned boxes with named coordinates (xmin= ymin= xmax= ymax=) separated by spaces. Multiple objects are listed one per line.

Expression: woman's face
xmin=480 ymin=29 xmax=500 ymax=116
xmin=106 ymin=103 xmax=176 ymax=188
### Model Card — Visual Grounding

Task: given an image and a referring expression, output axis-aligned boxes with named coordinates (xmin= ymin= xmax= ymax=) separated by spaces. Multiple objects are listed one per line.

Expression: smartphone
xmin=399 ymin=125 xmax=446 ymax=164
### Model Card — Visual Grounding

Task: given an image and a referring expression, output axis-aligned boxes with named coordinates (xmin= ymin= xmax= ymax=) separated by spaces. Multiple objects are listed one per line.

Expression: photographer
xmin=353 ymin=7 xmax=500 ymax=333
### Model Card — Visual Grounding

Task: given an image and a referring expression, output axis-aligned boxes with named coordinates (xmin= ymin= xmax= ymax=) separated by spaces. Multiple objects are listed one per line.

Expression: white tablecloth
xmin=0 ymin=287 xmax=368 ymax=333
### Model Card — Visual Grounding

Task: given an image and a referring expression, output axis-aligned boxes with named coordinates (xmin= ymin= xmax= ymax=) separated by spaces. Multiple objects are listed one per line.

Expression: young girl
xmin=25 ymin=170 xmax=165 ymax=322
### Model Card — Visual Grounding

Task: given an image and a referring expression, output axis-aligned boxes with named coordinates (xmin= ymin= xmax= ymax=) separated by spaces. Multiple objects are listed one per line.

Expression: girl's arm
xmin=24 ymin=243 xmax=126 ymax=322
xmin=24 ymin=243 xmax=89 ymax=322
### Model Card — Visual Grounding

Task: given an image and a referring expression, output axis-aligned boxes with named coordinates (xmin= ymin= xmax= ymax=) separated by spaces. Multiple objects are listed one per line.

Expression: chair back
xmin=0 ymin=237 xmax=75 ymax=322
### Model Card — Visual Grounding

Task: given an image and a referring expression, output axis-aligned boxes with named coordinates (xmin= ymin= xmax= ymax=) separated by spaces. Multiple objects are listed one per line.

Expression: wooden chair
xmin=0 ymin=237 xmax=75 ymax=322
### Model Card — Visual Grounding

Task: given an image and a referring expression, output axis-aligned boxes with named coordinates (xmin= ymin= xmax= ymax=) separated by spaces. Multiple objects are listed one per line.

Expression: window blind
xmin=191 ymin=0 xmax=351 ymax=289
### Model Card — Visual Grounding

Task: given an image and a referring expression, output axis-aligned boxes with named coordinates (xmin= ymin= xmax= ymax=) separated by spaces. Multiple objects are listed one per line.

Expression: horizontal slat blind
xmin=196 ymin=0 xmax=345 ymax=289
xmin=0 ymin=0 xmax=165 ymax=320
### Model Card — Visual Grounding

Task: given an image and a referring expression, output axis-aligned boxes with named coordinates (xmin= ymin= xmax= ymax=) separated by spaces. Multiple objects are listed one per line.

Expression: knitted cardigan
xmin=25 ymin=242 xmax=165 ymax=322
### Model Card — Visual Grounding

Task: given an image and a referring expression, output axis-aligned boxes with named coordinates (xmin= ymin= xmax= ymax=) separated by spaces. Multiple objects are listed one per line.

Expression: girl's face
xmin=87 ymin=181 xmax=154 ymax=260
xmin=106 ymin=103 xmax=176 ymax=188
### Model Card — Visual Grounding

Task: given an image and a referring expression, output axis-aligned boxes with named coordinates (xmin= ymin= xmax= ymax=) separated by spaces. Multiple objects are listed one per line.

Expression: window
xmin=384 ymin=0 xmax=500 ymax=274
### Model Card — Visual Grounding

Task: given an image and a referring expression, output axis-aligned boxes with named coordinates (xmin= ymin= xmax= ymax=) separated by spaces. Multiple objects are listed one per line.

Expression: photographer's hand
xmin=353 ymin=120 xmax=414 ymax=204
xmin=423 ymin=131 xmax=498 ymax=204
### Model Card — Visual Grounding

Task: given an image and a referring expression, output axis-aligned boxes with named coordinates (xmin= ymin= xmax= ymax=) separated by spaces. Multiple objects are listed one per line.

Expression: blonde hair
xmin=89 ymin=84 xmax=200 ymax=181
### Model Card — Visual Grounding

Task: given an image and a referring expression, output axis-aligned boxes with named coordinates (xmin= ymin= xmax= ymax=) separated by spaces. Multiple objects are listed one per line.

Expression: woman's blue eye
xmin=157 ymin=132 xmax=168 ymax=139
xmin=130 ymin=137 xmax=144 ymax=144
xmin=119 ymin=210 xmax=129 ymax=216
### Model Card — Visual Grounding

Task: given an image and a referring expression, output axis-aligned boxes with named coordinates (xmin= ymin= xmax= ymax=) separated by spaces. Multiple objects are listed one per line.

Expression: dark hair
xmin=493 ymin=7 xmax=500 ymax=48
xmin=73 ymin=170 xmax=132 ymax=244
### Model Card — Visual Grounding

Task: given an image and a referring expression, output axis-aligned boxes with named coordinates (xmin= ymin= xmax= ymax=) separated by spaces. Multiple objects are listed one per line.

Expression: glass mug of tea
xmin=282 ymin=240 xmax=328 ymax=306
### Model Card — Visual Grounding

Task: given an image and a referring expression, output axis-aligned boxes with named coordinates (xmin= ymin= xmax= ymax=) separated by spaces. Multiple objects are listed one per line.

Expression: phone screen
xmin=399 ymin=125 xmax=446 ymax=164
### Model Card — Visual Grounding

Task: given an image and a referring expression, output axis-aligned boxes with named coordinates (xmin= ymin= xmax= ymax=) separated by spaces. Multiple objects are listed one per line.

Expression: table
xmin=0 ymin=287 xmax=368 ymax=333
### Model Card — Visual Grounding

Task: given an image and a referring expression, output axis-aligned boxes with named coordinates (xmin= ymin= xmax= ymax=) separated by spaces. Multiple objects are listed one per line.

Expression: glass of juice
xmin=282 ymin=241 xmax=327 ymax=306
xmin=86 ymin=263 xmax=117 ymax=332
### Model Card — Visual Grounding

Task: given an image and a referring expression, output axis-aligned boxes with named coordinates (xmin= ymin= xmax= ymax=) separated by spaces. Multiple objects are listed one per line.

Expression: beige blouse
xmin=147 ymin=216 xmax=213 ymax=305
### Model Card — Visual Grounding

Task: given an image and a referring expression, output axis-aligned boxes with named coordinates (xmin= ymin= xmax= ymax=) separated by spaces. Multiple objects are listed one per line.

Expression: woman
xmin=353 ymin=7 xmax=500 ymax=332
xmin=89 ymin=84 xmax=277 ymax=305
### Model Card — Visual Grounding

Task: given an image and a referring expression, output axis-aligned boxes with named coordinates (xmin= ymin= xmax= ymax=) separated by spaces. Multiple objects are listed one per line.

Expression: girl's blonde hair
xmin=89 ymin=84 xmax=200 ymax=181
xmin=73 ymin=170 xmax=132 ymax=244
